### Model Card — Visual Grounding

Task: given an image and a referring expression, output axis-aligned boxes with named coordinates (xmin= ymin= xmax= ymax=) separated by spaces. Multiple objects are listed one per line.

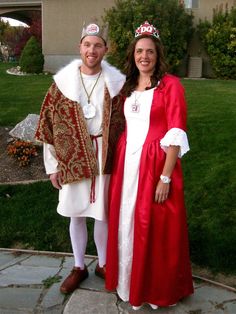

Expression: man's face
xmin=79 ymin=36 xmax=108 ymax=73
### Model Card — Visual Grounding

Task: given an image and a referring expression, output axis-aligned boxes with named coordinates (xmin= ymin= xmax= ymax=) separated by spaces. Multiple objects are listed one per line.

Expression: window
xmin=183 ymin=0 xmax=199 ymax=9
xmin=192 ymin=0 xmax=199 ymax=8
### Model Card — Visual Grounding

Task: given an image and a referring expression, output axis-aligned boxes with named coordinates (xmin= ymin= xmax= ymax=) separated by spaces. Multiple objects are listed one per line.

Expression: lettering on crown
xmin=141 ymin=26 xmax=153 ymax=33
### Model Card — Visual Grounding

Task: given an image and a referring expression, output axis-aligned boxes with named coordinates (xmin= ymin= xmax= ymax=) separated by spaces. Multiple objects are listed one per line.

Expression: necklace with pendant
xmin=79 ymin=67 xmax=102 ymax=119
xmin=131 ymin=77 xmax=151 ymax=113
xmin=131 ymin=91 xmax=142 ymax=113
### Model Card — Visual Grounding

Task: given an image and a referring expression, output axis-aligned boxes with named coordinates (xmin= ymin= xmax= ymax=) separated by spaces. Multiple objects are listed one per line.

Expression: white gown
xmin=117 ymin=88 xmax=190 ymax=301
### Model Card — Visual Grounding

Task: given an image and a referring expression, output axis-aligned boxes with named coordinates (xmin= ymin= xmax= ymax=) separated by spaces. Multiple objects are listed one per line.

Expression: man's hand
xmin=49 ymin=172 xmax=62 ymax=190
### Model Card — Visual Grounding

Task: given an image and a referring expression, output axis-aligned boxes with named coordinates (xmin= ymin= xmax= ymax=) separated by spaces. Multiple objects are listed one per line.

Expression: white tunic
xmin=44 ymin=73 xmax=109 ymax=221
xmin=117 ymin=88 xmax=190 ymax=301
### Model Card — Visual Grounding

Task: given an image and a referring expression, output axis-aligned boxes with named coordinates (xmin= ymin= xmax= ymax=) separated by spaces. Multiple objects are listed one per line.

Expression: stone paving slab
xmin=0 ymin=250 xmax=67 ymax=313
xmin=0 ymin=309 xmax=32 ymax=314
xmin=63 ymin=280 xmax=236 ymax=314
xmin=64 ymin=289 xmax=118 ymax=314
xmin=62 ymin=255 xmax=95 ymax=269
xmin=182 ymin=284 xmax=236 ymax=313
xmin=0 ymin=249 xmax=236 ymax=314
xmin=0 ymin=287 xmax=41 ymax=312
xmin=41 ymin=281 xmax=65 ymax=308
xmin=0 ymin=251 xmax=17 ymax=266
xmin=0 ymin=252 xmax=31 ymax=270
xmin=0 ymin=264 xmax=59 ymax=286
xmin=21 ymin=254 xmax=62 ymax=268
xmin=80 ymin=259 xmax=106 ymax=292
xmin=117 ymin=284 xmax=236 ymax=314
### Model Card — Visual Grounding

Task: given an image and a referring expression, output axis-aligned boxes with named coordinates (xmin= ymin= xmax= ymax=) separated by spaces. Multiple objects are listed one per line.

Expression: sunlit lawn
xmin=0 ymin=62 xmax=52 ymax=126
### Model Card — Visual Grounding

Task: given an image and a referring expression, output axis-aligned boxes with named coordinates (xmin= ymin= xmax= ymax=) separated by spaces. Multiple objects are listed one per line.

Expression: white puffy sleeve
xmin=43 ymin=143 xmax=59 ymax=174
xmin=160 ymin=127 xmax=190 ymax=158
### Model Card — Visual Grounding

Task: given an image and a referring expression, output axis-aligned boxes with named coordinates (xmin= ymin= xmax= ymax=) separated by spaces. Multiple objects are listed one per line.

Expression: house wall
xmin=186 ymin=0 xmax=236 ymax=77
xmin=42 ymin=0 xmax=115 ymax=73
xmin=1 ymin=0 xmax=235 ymax=75
xmin=190 ymin=0 xmax=236 ymax=26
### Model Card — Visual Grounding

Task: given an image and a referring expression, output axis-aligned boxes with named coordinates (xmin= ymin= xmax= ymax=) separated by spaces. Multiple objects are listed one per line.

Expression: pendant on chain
xmin=131 ymin=103 xmax=140 ymax=113
xmin=83 ymin=102 xmax=96 ymax=119
xmin=79 ymin=67 xmax=102 ymax=119
xmin=131 ymin=91 xmax=142 ymax=113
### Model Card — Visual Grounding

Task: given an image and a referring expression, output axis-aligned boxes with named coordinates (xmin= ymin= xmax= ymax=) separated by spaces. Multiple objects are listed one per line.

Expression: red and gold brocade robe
xmin=35 ymin=59 xmax=125 ymax=185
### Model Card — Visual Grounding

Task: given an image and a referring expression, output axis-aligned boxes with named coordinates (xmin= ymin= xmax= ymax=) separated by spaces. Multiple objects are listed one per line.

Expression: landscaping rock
xmin=9 ymin=114 xmax=40 ymax=144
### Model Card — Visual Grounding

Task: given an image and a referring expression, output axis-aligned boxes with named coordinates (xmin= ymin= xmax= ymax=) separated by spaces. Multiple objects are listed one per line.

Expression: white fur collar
xmin=53 ymin=59 xmax=125 ymax=102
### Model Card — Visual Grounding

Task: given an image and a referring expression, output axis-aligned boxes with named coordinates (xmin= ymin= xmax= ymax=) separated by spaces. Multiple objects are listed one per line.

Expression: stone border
xmin=0 ymin=247 xmax=96 ymax=260
xmin=0 ymin=247 xmax=235 ymax=293
xmin=6 ymin=66 xmax=50 ymax=76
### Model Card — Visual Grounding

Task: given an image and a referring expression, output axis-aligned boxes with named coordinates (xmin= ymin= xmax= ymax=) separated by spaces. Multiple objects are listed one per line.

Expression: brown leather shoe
xmin=60 ymin=266 xmax=88 ymax=294
xmin=95 ymin=263 xmax=106 ymax=279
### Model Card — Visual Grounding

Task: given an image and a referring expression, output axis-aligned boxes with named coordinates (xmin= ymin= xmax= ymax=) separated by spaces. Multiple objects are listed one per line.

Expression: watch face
xmin=160 ymin=175 xmax=171 ymax=183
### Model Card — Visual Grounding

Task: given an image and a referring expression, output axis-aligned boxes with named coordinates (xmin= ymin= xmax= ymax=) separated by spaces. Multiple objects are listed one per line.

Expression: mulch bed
xmin=0 ymin=126 xmax=48 ymax=184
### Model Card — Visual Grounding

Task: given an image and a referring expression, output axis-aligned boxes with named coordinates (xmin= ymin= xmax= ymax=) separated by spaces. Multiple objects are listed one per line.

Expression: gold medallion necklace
xmin=79 ymin=67 xmax=102 ymax=119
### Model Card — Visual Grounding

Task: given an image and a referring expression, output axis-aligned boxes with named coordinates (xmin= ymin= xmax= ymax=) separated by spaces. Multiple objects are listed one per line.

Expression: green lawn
xmin=182 ymin=78 xmax=236 ymax=273
xmin=0 ymin=62 xmax=236 ymax=273
xmin=0 ymin=182 xmax=96 ymax=255
xmin=0 ymin=62 xmax=52 ymax=126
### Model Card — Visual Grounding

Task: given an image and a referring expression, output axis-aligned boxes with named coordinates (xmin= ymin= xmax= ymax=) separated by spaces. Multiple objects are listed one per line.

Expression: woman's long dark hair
xmin=121 ymin=34 xmax=168 ymax=97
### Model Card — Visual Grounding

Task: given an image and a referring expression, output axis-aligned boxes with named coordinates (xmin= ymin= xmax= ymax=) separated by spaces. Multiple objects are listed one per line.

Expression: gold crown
xmin=135 ymin=21 xmax=160 ymax=39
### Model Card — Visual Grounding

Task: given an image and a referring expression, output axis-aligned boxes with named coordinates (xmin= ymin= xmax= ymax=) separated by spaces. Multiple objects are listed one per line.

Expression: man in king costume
xmin=35 ymin=21 xmax=125 ymax=294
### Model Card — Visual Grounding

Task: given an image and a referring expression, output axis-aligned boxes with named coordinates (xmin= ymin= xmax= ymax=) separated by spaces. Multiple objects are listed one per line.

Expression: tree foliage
xmin=19 ymin=36 xmax=44 ymax=73
xmin=14 ymin=14 xmax=42 ymax=59
xmin=0 ymin=18 xmax=10 ymax=43
xmin=0 ymin=12 xmax=42 ymax=60
xmin=103 ymin=0 xmax=193 ymax=72
xmin=3 ymin=26 xmax=25 ymax=59
xmin=198 ymin=7 xmax=236 ymax=79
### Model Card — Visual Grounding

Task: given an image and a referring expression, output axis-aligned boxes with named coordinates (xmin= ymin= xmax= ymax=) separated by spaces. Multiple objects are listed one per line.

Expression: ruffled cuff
xmin=160 ymin=128 xmax=190 ymax=158
xmin=43 ymin=143 xmax=59 ymax=174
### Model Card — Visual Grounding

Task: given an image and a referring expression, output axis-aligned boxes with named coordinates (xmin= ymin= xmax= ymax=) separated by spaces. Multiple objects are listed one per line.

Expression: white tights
xmin=69 ymin=217 xmax=108 ymax=268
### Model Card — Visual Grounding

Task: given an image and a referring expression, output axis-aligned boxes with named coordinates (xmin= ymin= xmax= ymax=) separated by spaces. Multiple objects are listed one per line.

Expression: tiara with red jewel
xmin=135 ymin=21 xmax=160 ymax=39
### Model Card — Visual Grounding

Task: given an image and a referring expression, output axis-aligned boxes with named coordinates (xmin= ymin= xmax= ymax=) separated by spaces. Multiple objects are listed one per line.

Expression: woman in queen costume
xmin=105 ymin=21 xmax=194 ymax=310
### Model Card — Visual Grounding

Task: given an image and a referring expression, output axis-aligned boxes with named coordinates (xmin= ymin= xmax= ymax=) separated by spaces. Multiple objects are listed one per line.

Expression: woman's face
xmin=134 ymin=37 xmax=157 ymax=76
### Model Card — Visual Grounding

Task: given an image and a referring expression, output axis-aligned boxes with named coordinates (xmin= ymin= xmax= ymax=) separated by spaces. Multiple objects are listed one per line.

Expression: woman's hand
xmin=154 ymin=180 xmax=170 ymax=203
xmin=49 ymin=172 xmax=62 ymax=190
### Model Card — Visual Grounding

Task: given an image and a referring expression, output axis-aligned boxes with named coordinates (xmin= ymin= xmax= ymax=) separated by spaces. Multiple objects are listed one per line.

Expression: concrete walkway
xmin=0 ymin=248 xmax=235 ymax=314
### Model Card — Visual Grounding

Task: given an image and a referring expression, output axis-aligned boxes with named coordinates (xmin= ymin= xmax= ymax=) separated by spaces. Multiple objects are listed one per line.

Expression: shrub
xmin=7 ymin=139 xmax=38 ymax=166
xmin=197 ymin=7 xmax=236 ymax=79
xmin=103 ymin=0 xmax=193 ymax=73
xmin=19 ymin=36 xmax=44 ymax=73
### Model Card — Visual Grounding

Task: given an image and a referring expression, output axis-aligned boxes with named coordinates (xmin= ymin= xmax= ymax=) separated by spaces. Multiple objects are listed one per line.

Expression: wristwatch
xmin=160 ymin=175 xmax=171 ymax=184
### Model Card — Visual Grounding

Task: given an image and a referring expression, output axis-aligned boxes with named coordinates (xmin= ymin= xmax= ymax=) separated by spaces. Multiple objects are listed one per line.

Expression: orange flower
xmin=7 ymin=139 xmax=39 ymax=167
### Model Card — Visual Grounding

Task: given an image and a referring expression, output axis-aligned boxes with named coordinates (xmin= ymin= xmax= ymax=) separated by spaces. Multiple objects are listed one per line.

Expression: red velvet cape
xmin=106 ymin=74 xmax=194 ymax=306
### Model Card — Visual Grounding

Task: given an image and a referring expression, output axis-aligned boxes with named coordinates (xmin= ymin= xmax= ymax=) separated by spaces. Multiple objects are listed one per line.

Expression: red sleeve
xmin=163 ymin=75 xmax=187 ymax=132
